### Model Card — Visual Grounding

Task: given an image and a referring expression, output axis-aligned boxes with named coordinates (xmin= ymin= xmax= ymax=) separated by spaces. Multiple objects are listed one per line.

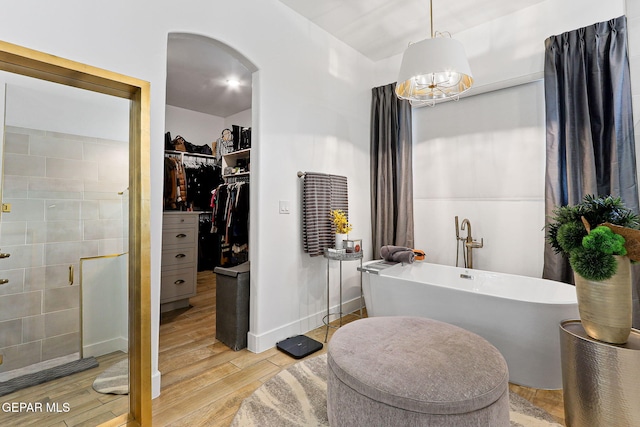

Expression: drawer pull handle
xmin=176 ymin=233 xmax=187 ymax=238
xmin=175 ymin=253 xmax=186 ymax=258
xmin=0 ymin=252 xmax=10 ymax=259
xmin=0 ymin=279 xmax=8 ymax=285
xmin=174 ymin=279 xmax=185 ymax=285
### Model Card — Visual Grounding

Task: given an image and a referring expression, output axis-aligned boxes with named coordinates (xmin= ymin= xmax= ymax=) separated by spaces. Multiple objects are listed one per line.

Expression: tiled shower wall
xmin=0 ymin=125 xmax=128 ymax=376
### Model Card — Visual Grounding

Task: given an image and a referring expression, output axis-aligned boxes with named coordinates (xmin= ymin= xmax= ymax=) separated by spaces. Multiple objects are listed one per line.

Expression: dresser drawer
xmin=161 ymin=267 xmax=196 ymax=302
xmin=162 ymin=227 xmax=198 ymax=248
xmin=161 ymin=246 xmax=196 ymax=267
xmin=161 ymin=212 xmax=199 ymax=306
xmin=163 ymin=212 xmax=199 ymax=227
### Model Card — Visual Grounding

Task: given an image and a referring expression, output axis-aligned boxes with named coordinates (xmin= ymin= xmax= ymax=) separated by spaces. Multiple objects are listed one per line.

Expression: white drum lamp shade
xmin=395 ymin=34 xmax=473 ymax=104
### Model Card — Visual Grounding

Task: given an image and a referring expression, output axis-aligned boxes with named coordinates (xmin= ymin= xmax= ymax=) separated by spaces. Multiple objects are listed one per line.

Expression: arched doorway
xmin=157 ymin=32 xmax=258 ymax=400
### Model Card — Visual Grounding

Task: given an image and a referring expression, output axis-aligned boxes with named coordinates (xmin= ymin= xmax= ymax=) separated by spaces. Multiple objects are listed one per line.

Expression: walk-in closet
xmin=158 ymin=33 xmax=256 ymax=372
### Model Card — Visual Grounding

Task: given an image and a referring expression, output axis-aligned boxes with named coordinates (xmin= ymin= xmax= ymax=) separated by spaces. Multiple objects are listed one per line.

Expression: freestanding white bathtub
xmin=361 ymin=261 xmax=579 ymax=389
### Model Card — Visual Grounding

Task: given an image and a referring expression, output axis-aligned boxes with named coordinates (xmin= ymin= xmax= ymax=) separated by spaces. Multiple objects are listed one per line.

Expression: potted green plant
xmin=547 ymin=195 xmax=640 ymax=344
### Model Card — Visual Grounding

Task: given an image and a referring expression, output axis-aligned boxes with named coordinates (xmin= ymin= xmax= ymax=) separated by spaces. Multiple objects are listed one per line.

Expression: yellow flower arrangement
xmin=330 ymin=209 xmax=353 ymax=234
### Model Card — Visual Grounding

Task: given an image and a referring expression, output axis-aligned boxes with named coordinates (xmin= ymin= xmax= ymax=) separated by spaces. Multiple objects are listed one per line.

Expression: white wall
xmin=0 ymin=0 xmax=373 ymax=397
xmin=460 ymin=0 xmax=624 ymax=95
xmin=165 ymin=105 xmax=224 ymax=149
xmin=164 ymin=105 xmax=251 ymax=154
xmin=413 ymin=81 xmax=545 ymax=276
xmin=225 ymin=108 xmax=252 ymax=129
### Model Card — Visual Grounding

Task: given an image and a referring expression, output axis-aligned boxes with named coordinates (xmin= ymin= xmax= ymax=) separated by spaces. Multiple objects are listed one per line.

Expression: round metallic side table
xmin=322 ymin=249 xmax=363 ymax=342
xmin=560 ymin=319 xmax=640 ymax=427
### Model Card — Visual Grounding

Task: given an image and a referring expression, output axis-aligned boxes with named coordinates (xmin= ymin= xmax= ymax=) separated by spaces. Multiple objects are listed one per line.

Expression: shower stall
xmin=0 ymin=74 xmax=130 ymax=381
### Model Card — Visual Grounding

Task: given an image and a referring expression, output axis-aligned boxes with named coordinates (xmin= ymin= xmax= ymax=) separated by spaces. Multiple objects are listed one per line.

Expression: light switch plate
xmin=279 ymin=200 xmax=290 ymax=214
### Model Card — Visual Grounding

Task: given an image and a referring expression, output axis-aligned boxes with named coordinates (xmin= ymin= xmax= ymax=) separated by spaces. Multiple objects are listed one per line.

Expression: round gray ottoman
xmin=327 ymin=317 xmax=510 ymax=427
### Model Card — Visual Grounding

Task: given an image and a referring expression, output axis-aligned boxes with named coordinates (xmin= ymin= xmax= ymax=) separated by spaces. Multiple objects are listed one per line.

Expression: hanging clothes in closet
xmin=198 ymin=212 xmax=218 ymax=271
xmin=181 ymin=155 xmax=222 ymax=270
xmin=184 ymin=162 xmax=222 ymax=211
xmin=164 ymin=153 xmax=222 ymax=211
xmin=211 ymin=181 xmax=250 ymax=267
xmin=164 ymin=156 xmax=187 ymax=210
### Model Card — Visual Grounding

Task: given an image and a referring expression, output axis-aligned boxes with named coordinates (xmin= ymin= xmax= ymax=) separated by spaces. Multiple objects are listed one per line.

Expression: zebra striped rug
xmin=231 ymin=354 xmax=563 ymax=427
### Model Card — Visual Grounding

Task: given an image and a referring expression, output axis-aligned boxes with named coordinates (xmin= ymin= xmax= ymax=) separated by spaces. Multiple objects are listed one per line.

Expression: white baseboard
xmin=82 ymin=337 xmax=128 ymax=358
xmin=247 ymin=297 xmax=363 ymax=353
xmin=152 ymin=369 xmax=161 ymax=398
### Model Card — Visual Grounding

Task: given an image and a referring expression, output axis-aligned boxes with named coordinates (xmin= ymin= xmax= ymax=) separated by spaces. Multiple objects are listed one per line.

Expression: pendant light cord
xmin=429 ymin=0 xmax=434 ymax=38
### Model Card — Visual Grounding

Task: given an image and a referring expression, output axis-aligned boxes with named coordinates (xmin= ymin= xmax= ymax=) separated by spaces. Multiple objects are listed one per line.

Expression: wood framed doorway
xmin=0 ymin=40 xmax=151 ymax=426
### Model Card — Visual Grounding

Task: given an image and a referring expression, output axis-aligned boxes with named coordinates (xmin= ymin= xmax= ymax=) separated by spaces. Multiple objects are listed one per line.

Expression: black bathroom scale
xmin=276 ymin=335 xmax=323 ymax=359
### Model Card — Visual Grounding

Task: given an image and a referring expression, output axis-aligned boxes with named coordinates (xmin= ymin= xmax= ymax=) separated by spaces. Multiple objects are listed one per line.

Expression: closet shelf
xmin=165 ymin=149 xmax=216 ymax=159
xmin=222 ymin=148 xmax=250 ymax=161
xmin=223 ymin=172 xmax=250 ymax=178
xmin=222 ymin=148 xmax=250 ymax=183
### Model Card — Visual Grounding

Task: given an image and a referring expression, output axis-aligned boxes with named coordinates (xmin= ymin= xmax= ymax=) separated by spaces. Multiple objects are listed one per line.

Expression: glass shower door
xmin=0 ymin=73 xmax=130 ymax=381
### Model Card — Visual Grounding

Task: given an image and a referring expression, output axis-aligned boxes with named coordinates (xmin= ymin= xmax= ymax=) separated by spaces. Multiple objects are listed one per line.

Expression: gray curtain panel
xmin=543 ymin=16 xmax=640 ymax=325
xmin=370 ymin=83 xmax=414 ymax=259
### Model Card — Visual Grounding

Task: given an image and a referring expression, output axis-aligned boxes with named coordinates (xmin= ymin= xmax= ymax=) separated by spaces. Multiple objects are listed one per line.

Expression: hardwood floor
xmin=509 ymin=383 xmax=565 ymax=425
xmin=0 ymin=351 xmax=128 ymax=427
xmin=0 ymin=270 xmax=564 ymax=426
xmin=152 ymin=271 xmax=566 ymax=426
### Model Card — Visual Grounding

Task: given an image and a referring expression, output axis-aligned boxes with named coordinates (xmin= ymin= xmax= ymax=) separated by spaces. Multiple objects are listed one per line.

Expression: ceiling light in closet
xmin=395 ymin=0 xmax=473 ymax=106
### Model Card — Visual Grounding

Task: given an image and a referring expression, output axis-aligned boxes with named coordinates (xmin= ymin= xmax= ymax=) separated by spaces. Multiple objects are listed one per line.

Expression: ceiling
xmin=278 ymin=0 xmax=546 ymax=61
xmin=165 ymin=0 xmax=545 ymax=117
xmin=165 ymin=33 xmax=255 ymax=118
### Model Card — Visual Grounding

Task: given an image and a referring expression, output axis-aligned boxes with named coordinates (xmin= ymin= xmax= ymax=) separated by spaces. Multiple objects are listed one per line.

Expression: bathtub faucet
xmin=456 ymin=217 xmax=483 ymax=269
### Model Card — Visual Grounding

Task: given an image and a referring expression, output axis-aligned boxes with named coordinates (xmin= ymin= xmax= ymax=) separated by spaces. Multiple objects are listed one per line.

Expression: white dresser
xmin=161 ymin=211 xmax=200 ymax=312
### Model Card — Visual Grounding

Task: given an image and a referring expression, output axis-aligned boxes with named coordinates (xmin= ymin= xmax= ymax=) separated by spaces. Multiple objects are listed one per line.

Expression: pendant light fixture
xmin=395 ymin=0 xmax=473 ymax=106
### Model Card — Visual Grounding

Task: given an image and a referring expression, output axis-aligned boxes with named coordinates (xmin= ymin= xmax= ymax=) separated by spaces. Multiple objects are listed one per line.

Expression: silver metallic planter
xmin=560 ymin=320 xmax=640 ymax=427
